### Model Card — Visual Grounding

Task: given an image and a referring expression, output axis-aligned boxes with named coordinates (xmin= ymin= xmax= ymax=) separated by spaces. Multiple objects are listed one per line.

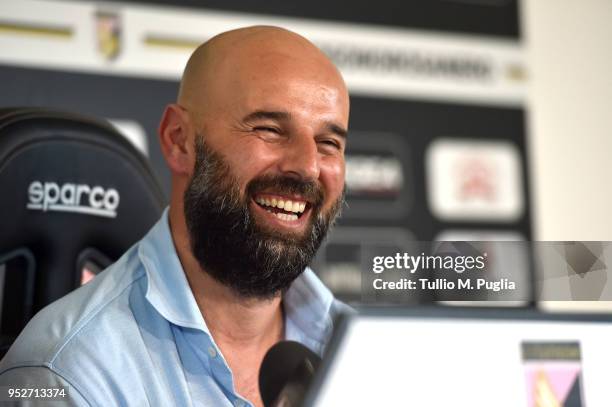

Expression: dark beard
xmin=183 ymin=136 xmax=344 ymax=299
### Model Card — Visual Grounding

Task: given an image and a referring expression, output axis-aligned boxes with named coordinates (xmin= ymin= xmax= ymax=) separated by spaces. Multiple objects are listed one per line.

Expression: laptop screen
xmin=307 ymin=308 xmax=612 ymax=407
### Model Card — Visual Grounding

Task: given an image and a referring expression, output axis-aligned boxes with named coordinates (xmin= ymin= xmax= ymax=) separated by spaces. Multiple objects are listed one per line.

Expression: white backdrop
xmin=524 ymin=0 xmax=612 ymax=240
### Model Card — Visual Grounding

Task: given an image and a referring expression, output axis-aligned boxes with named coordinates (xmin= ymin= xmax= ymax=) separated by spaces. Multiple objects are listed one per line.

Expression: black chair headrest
xmin=0 ymin=107 xmax=166 ymax=313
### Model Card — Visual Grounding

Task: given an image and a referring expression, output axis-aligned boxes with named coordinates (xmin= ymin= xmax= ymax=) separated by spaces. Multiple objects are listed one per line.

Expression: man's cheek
xmin=324 ymin=178 xmax=345 ymax=211
xmin=323 ymin=158 xmax=345 ymax=189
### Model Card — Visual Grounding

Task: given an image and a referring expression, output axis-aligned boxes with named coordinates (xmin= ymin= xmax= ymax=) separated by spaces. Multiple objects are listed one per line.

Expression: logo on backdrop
xmin=345 ymin=154 xmax=404 ymax=198
xmin=95 ymin=10 xmax=122 ymax=61
xmin=426 ymin=139 xmax=524 ymax=221
xmin=26 ymin=181 xmax=120 ymax=218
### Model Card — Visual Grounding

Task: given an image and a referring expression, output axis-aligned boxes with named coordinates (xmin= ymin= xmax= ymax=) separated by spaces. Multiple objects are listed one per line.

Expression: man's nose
xmin=278 ymin=134 xmax=320 ymax=181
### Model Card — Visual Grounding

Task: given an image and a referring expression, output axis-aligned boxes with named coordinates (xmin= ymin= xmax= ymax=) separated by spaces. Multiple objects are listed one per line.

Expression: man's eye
xmin=319 ymin=139 xmax=341 ymax=150
xmin=254 ymin=126 xmax=280 ymax=134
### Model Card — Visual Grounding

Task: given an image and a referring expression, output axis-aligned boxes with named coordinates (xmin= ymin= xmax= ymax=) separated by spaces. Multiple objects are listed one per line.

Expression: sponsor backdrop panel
xmin=0 ymin=0 xmax=530 ymax=303
xmin=92 ymin=0 xmax=521 ymax=39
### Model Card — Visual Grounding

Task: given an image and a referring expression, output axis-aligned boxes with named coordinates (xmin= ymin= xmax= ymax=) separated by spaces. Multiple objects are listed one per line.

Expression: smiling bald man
xmin=0 ymin=26 xmax=351 ymax=406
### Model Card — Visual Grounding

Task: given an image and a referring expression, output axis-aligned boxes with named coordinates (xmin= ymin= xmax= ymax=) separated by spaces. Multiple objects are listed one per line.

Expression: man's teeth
xmin=255 ymin=197 xmax=306 ymax=214
xmin=272 ymin=212 xmax=298 ymax=221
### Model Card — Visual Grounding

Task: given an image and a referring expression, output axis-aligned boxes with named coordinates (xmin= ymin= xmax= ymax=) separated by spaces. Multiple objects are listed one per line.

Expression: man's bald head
xmin=177 ymin=26 xmax=348 ymax=121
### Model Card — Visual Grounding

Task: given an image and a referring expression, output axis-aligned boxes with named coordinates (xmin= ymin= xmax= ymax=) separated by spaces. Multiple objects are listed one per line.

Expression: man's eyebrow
xmin=326 ymin=122 xmax=348 ymax=139
xmin=242 ymin=110 xmax=290 ymax=123
xmin=242 ymin=110 xmax=348 ymax=138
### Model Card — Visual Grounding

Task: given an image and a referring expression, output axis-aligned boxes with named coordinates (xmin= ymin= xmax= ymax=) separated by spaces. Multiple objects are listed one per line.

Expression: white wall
xmin=523 ymin=0 xmax=612 ymax=240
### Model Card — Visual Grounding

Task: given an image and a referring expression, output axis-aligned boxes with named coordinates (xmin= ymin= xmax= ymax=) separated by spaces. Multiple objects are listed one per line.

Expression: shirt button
xmin=233 ymin=399 xmax=245 ymax=407
xmin=207 ymin=346 xmax=217 ymax=358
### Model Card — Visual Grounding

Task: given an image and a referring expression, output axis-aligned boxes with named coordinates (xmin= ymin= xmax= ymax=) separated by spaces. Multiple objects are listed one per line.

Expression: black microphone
xmin=259 ymin=341 xmax=321 ymax=407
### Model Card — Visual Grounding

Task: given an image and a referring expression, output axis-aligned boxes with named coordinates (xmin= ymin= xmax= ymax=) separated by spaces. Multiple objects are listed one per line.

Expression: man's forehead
xmin=236 ymin=74 xmax=346 ymax=102
xmin=232 ymin=83 xmax=349 ymax=128
xmin=225 ymin=45 xmax=345 ymax=90
xmin=235 ymin=51 xmax=347 ymax=107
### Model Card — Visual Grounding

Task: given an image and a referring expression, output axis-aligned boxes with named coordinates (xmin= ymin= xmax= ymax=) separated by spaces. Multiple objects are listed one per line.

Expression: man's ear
xmin=158 ymin=104 xmax=193 ymax=175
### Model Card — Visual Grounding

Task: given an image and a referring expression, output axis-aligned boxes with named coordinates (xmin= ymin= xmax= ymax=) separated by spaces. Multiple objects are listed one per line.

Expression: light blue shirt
xmin=0 ymin=209 xmax=349 ymax=406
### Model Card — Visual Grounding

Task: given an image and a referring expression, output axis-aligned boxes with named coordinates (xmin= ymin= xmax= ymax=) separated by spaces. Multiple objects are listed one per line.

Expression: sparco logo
xmin=27 ymin=181 xmax=120 ymax=218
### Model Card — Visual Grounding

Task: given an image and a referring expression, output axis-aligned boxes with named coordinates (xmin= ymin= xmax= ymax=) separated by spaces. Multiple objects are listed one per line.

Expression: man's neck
xmin=187 ymin=269 xmax=285 ymax=347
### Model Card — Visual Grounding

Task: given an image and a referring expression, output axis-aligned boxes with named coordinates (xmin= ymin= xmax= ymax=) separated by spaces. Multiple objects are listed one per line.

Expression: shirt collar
xmin=283 ymin=267 xmax=335 ymax=350
xmin=138 ymin=208 xmax=335 ymax=346
xmin=138 ymin=208 xmax=207 ymax=331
